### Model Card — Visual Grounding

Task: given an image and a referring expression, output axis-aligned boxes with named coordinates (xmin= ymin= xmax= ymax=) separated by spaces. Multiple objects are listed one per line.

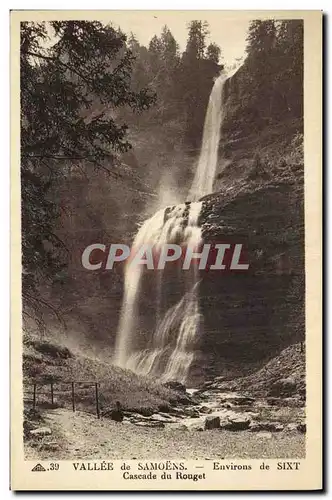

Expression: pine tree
xmin=185 ymin=20 xmax=210 ymax=60
xmin=245 ymin=19 xmax=303 ymax=124
xmin=275 ymin=20 xmax=303 ymax=117
xmin=206 ymin=42 xmax=221 ymax=64
xmin=160 ymin=25 xmax=179 ymax=69
xmin=246 ymin=19 xmax=277 ymax=54
xmin=148 ymin=35 xmax=163 ymax=70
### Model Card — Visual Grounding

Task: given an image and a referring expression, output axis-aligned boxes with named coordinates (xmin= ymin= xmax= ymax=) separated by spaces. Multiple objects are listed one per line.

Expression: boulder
xmin=223 ymin=417 xmax=251 ymax=431
xmin=128 ymin=413 xmax=175 ymax=425
xmin=158 ymin=404 xmax=171 ymax=413
xmin=158 ymin=412 xmax=175 ymax=420
xmin=167 ymin=407 xmax=187 ymax=417
xmin=177 ymin=395 xmax=194 ymax=405
xmin=127 ymin=412 xmax=151 ymax=421
xmin=199 ymin=406 xmax=212 ymax=414
xmin=30 ymin=426 xmax=52 ymax=437
xmin=183 ymin=408 xmax=200 ymax=418
xmin=164 ymin=381 xmax=186 ymax=393
xmin=103 ymin=407 xmax=124 ymax=422
xmin=197 ymin=393 xmax=210 ymax=401
xmin=150 ymin=414 xmax=175 ymax=423
xmin=229 ymin=396 xmax=255 ymax=406
xmin=249 ymin=421 xmax=284 ymax=432
xmin=269 ymin=377 xmax=297 ymax=397
xmin=123 ymin=407 xmax=155 ymax=417
xmin=204 ymin=416 xmax=221 ymax=430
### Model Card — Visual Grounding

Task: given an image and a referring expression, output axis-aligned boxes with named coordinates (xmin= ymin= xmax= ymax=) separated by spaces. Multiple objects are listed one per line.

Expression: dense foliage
xmin=21 ymin=21 xmax=155 ymax=321
xmin=242 ymin=20 xmax=302 ymax=128
xmin=127 ymin=21 xmax=223 ymax=147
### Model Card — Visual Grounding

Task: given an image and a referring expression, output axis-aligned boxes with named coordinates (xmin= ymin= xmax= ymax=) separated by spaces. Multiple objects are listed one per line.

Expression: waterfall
xmin=190 ymin=73 xmax=227 ymax=201
xmin=114 ymin=72 xmax=227 ymax=381
xmin=114 ymin=208 xmax=166 ymax=367
xmin=127 ymin=283 xmax=201 ymax=382
xmin=114 ymin=202 xmax=202 ymax=378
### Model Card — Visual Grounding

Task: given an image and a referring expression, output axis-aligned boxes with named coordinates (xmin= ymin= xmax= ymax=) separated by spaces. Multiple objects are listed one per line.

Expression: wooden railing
xmin=24 ymin=381 xmax=101 ymax=418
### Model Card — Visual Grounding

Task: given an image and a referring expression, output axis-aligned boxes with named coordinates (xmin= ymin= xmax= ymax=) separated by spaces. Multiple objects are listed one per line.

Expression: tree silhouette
xmin=21 ymin=21 xmax=156 ymax=322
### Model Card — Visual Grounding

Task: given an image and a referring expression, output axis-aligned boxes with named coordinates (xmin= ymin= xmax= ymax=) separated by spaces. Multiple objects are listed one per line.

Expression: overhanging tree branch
xmin=22 ymin=50 xmax=91 ymax=85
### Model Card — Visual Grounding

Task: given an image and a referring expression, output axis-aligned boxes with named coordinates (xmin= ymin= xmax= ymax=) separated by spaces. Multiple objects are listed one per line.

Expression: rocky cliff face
xmin=188 ymin=63 xmax=304 ymax=380
xmin=194 ymin=179 xmax=304 ymax=378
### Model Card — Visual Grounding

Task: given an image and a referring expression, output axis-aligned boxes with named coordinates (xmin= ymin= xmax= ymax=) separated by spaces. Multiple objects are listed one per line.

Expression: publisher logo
xmin=31 ymin=463 xmax=46 ymax=472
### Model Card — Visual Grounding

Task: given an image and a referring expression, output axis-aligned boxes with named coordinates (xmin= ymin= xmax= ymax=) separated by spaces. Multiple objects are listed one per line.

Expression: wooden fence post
xmin=95 ymin=382 xmax=100 ymax=419
xmin=71 ymin=382 xmax=75 ymax=412
xmin=50 ymin=383 xmax=54 ymax=405
xmin=32 ymin=383 xmax=36 ymax=410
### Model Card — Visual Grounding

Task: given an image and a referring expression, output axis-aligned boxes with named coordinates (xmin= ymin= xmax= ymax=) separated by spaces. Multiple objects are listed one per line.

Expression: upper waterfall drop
xmin=189 ymin=73 xmax=227 ymax=201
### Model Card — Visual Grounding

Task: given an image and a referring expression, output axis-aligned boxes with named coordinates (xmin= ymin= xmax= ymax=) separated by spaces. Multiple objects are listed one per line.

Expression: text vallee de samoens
xmin=70 ymin=460 xmax=301 ymax=480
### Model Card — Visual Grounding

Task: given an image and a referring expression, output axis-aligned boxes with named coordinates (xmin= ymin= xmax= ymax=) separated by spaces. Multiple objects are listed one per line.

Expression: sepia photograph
xmin=10 ymin=9 xmax=322 ymax=491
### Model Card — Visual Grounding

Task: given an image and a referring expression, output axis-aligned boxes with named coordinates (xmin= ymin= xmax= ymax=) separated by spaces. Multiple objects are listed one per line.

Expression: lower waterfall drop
xmin=114 ymin=202 xmax=203 ymax=382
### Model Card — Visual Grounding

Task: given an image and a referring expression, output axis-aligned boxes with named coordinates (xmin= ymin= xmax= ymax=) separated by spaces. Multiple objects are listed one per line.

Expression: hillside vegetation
xmin=208 ymin=342 xmax=305 ymax=399
xmin=23 ymin=334 xmax=186 ymax=415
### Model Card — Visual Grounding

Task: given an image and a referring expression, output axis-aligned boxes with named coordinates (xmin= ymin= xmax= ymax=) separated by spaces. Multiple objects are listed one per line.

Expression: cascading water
xmin=114 ymin=202 xmax=202 ymax=375
xmin=190 ymin=73 xmax=227 ymax=201
xmin=114 ymin=72 xmax=227 ymax=381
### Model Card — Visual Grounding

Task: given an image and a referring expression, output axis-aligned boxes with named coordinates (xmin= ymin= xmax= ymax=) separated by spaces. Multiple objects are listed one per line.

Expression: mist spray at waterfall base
xmin=114 ymin=73 xmax=227 ymax=382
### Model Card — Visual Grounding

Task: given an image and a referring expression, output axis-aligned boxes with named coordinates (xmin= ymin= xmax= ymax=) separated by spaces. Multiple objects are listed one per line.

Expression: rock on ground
xmin=24 ymin=408 xmax=306 ymax=460
xmin=204 ymin=416 xmax=220 ymax=430
xmin=223 ymin=417 xmax=251 ymax=431
xmin=30 ymin=426 xmax=52 ymax=436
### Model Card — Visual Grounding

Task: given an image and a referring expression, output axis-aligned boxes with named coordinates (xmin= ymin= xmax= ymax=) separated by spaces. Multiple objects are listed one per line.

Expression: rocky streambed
xmin=25 ymin=379 xmax=306 ymax=460
xmin=119 ymin=382 xmax=305 ymax=436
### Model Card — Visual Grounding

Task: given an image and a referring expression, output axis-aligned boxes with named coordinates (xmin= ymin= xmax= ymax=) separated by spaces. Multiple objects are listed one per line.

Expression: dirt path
xmin=25 ymin=408 xmax=305 ymax=460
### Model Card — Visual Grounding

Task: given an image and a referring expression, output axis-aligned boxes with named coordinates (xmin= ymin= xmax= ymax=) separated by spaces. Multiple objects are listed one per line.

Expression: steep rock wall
xmin=195 ymin=179 xmax=304 ymax=377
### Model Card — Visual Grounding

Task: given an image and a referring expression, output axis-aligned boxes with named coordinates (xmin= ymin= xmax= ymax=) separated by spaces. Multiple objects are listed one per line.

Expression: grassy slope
xmin=23 ymin=334 xmax=184 ymax=415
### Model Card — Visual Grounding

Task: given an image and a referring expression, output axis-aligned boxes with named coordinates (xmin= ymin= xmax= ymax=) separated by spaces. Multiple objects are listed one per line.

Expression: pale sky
xmin=103 ymin=11 xmax=251 ymax=65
